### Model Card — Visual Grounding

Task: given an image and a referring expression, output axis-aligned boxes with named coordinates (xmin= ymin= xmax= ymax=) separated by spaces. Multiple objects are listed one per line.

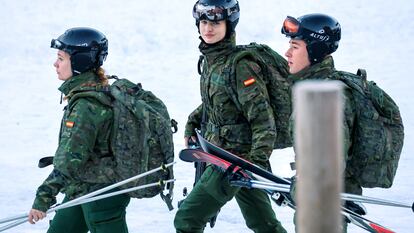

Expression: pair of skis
xmin=179 ymin=131 xmax=413 ymax=233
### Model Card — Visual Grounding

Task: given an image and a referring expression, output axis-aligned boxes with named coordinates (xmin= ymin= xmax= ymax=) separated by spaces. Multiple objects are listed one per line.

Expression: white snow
xmin=0 ymin=0 xmax=413 ymax=232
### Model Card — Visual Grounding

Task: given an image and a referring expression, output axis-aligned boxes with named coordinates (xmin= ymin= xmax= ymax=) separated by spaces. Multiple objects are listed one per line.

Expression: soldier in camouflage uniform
xmin=174 ymin=1 xmax=287 ymax=232
xmin=281 ymin=14 xmax=363 ymax=232
xmin=28 ymin=28 xmax=130 ymax=233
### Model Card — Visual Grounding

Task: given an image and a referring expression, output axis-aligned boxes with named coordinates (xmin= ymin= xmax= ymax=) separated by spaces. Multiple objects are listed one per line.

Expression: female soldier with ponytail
xmin=28 ymin=27 xmax=130 ymax=233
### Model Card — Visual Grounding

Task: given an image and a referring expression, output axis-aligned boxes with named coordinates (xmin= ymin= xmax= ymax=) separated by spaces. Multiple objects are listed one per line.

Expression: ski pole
xmin=342 ymin=193 xmax=413 ymax=211
xmin=250 ymin=175 xmax=396 ymax=233
xmin=231 ymin=178 xmax=291 ymax=193
xmin=261 ymin=182 xmax=396 ymax=233
xmin=235 ymin=177 xmax=414 ymax=212
xmin=0 ymin=179 xmax=175 ymax=232
xmin=0 ymin=219 xmax=27 ymax=233
xmin=57 ymin=179 xmax=175 ymax=209
xmin=0 ymin=162 xmax=175 ymax=225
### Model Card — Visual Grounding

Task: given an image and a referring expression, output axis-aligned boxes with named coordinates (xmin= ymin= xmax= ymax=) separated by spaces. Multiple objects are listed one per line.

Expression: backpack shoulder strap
xmin=333 ymin=70 xmax=367 ymax=95
xmin=252 ymin=43 xmax=290 ymax=77
xmin=223 ymin=45 xmax=266 ymax=111
xmin=68 ymin=88 xmax=112 ymax=112
xmin=223 ymin=48 xmax=246 ymax=111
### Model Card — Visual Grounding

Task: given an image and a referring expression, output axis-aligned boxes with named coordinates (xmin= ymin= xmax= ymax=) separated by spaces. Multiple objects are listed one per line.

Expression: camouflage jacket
xmin=289 ymin=56 xmax=359 ymax=193
xmin=32 ymin=72 xmax=115 ymax=212
xmin=185 ymin=36 xmax=276 ymax=168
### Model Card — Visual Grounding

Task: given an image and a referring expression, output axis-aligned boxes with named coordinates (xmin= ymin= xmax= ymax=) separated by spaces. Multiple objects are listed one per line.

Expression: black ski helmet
xmin=281 ymin=13 xmax=341 ymax=64
xmin=51 ymin=27 xmax=108 ymax=75
xmin=192 ymin=0 xmax=240 ymax=37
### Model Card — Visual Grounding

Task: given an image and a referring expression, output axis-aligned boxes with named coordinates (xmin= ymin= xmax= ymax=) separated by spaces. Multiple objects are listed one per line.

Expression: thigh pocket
xmin=198 ymin=165 xmax=215 ymax=185
xmin=201 ymin=166 xmax=240 ymax=203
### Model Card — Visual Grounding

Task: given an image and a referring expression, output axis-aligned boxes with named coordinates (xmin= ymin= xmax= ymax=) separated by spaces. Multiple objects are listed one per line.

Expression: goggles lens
xmin=50 ymin=39 xmax=65 ymax=50
xmin=282 ymin=16 xmax=300 ymax=36
xmin=50 ymin=39 xmax=94 ymax=54
xmin=193 ymin=4 xmax=226 ymax=21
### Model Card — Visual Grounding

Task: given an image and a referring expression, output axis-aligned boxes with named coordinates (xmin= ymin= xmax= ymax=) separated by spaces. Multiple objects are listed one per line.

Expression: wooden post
xmin=294 ymin=81 xmax=344 ymax=233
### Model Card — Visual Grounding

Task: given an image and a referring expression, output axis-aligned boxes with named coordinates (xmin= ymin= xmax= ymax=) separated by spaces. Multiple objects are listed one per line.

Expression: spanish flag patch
xmin=243 ymin=77 xmax=256 ymax=87
xmin=65 ymin=121 xmax=75 ymax=128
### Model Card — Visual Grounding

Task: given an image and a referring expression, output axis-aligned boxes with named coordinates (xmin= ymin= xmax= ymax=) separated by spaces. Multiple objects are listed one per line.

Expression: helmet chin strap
xmin=70 ymin=59 xmax=80 ymax=75
xmin=71 ymin=59 xmax=82 ymax=75
xmin=73 ymin=70 xmax=81 ymax=75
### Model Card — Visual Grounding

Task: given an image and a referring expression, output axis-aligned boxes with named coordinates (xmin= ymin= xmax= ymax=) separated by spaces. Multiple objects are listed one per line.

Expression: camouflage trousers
xmin=174 ymin=165 xmax=287 ymax=233
xmin=47 ymin=193 xmax=130 ymax=233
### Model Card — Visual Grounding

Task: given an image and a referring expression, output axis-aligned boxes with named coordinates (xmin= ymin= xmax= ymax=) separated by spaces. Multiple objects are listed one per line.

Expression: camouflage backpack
xmin=68 ymin=77 xmax=176 ymax=209
xmin=333 ymin=69 xmax=404 ymax=188
xmin=224 ymin=42 xmax=292 ymax=149
xmin=107 ymin=77 xmax=176 ymax=207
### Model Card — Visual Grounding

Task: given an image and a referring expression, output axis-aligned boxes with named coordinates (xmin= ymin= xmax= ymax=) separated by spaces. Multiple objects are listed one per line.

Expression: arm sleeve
xmin=184 ymin=104 xmax=203 ymax=137
xmin=235 ymin=59 xmax=277 ymax=167
xmin=32 ymin=169 xmax=66 ymax=212
xmin=53 ymin=99 xmax=111 ymax=180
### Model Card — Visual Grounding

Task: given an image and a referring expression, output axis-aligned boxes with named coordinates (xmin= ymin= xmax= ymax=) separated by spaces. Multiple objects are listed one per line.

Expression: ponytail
xmin=95 ymin=67 xmax=109 ymax=86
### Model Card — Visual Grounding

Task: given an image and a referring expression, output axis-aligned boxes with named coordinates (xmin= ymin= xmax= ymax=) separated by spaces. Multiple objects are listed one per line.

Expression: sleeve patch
xmin=243 ymin=77 xmax=256 ymax=87
xmin=65 ymin=121 xmax=75 ymax=128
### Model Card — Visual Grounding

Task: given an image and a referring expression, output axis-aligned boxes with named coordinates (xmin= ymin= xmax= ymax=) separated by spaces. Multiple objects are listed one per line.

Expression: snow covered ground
xmin=0 ymin=0 xmax=413 ymax=232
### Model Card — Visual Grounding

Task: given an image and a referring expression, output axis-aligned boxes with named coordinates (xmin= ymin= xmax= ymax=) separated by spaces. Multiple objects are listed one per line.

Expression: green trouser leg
xmin=48 ymin=193 xmax=130 ymax=233
xmin=236 ymin=188 xmax=286 ymax=233
xmin=174 ymin=166 xmax=286 ymax=233
xmin=82 ymin=193 xmax=131 ymax=233
xmin=47 ymin=196 xmax=89 ymax=233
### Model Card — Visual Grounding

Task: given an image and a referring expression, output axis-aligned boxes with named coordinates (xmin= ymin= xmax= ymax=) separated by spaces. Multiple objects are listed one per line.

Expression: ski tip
xmin=178 ymin=149 xmax=194 ymax=162
xmin=369 ymin=223 xmax=395 ymax=233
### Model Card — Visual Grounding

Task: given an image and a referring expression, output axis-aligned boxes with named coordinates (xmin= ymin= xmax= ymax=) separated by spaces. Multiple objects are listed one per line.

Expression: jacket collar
xmin=289 ymin=56 xmax=336 ymax=83
xmin=199 ymin=33 xmax=236 ymax=63
xmin=58 ymin=71 xmax=100 ymax=96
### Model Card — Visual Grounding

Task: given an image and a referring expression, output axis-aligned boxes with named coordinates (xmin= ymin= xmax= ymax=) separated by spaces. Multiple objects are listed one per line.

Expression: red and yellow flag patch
xmin=243 ymin=77 xmax=256 ymax=87
xmin=65 ymin=121 xmax=75 ymax=128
